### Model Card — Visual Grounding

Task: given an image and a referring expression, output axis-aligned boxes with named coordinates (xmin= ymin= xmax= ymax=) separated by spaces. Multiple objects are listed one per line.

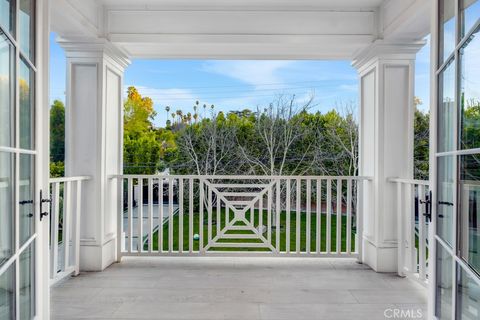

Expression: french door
xmin=0 ymin=0 xmax=49 ymax=319
xmin=433 ymin=0 xmax=480 ymax=319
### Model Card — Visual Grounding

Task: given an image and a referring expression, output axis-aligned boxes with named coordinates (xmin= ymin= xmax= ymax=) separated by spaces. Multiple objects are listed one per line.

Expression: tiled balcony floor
xmin=51 ymin=257 xmax=428 ymax=320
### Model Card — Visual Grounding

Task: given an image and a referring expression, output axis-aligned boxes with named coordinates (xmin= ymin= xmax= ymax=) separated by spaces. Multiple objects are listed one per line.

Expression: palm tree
xmin=165 ymin=105 xmax=171 ymax=124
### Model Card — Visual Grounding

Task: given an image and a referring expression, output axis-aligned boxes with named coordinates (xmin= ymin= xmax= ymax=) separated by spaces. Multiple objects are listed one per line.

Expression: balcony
xmin=48 ymin=174 xmax=430 ymax=319
xmin=51 ymin=257 xmax=427 ymax=320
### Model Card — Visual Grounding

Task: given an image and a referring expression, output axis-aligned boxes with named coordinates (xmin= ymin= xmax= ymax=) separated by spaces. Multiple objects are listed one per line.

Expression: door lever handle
xmin=39 ymin=190 xmax=51 ymax=221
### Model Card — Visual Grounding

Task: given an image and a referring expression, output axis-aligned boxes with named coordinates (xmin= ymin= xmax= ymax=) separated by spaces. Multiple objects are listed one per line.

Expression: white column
xmin=353 ymin=40 xmax=424 ymax=272
xmin=60 ymin=39 xmax=130 ymax=271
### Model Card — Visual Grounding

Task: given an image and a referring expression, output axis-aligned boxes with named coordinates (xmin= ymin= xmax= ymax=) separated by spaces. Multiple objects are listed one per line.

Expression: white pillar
xmin=60 ymin=39 xmax=130 ymax=271
xmin=353 ymin=40 xmax=424 ymax=272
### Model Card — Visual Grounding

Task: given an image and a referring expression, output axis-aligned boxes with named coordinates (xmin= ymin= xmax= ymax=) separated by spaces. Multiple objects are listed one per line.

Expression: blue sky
xmin=50 ymin=33 xmax=431 ymax=127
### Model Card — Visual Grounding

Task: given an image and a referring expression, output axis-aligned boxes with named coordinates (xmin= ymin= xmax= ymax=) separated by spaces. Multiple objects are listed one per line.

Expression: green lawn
xmin=145 ymin=209 xmax=357 ymax=253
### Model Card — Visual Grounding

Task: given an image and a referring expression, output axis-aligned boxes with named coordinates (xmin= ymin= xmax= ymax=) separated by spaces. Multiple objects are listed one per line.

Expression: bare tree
xmin=313 ymin=101 xmax=358 ymax=177
xmin=238 ymin=94 xmax=318 ymax=176
xmin=176 ymin=111 xmax=238 ymax=176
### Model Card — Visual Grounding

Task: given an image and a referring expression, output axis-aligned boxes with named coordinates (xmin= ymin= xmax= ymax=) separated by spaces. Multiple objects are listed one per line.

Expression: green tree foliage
xmin=461 ymin=97 xmax=480 ymax=150
xmin=49 ymin=100 xmax=66 ymax=177
xmin=413 ymin=97 xmax=430 ymax=180
xmin=50 ymin=161 xmax=65 ymax=178
xmin=124 ymin=86 xmax=157 ymax=137
xmin=123 ymin=87 xmax=162 ymax=174
xmin=124 ymin=133 xmax=161 ymax=174
xmin=50 ymin=100 xmax=65 ymax=162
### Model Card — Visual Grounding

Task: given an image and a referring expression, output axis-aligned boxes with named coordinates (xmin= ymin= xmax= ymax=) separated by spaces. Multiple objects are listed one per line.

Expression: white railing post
xmin=63 ymin=181 xmax=72 ymax=272
xmin=116 ymin=177 xmax=124 ymax=262
xmin=397 ymin=182 xmax=405 ymax=277
xmin=148 ymin=178 xmax=153 ymax=253
xmin=346 ymin=179 xmax=352 ymax=255
xmin=326 ymin=179 xmax=332 ymax=254
xmin=418 ymin=184 xmax=427 ymax=280
xmin=356 ymin=179 xmax=365 ymax=263
xmin=50 ymin=182 xmax=60 ymax=280
xmin=408 ymin=183 xmax=416 ymax=274
xmin=73 ymin=180 xmax=82 ymax=276
xmin=127 ymin=178 xmax=133 ymax=253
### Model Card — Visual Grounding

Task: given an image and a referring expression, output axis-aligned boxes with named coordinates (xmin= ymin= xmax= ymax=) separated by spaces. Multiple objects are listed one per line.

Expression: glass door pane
xmin=19 ymin=154 xmax=34 ymax=246
xmin=19 ymin=243 xmax=34 ymax=320
xmin=437 ymin=156 xmax=456 ymax=245
xmin=0 ymin=264 xmax=15 ymax=319
xmin=459 ymin=26 xmax=480 ymax=150
xmin=0 ymin=31 xmax=14 ymax=148
xmin=440 ymin=0 xmax=457 ymax=64
xmin=461 ymin=0 xmax=480 ymax=37
xmin=457 ymin=265 xmax=480 ymax=319
xmin=19 ymin=0 xmax=34 ymax=63
xmin=459 ymin=154 xmax=480 ymax=273
xmin=436 ymin=244 xmax=454 ymax=319
xmin=19 ymin=58 xmax=34 ymax=150
xmin=0 ymin=151 xmax=14 ymax=266
xmin=438 ymin=61 xmax=456 ymax=152
xmin=0 ymin=0 xmax=14 ymax=35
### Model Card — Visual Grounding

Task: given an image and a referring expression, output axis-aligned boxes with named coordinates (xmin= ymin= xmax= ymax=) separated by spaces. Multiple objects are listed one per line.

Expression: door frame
xmin=35 ymin=0 xmax=50 ymax=318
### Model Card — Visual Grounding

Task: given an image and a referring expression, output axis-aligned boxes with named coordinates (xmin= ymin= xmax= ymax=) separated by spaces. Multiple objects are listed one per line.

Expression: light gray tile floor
xmin=51 ymin=257 xmax=428 ymax=320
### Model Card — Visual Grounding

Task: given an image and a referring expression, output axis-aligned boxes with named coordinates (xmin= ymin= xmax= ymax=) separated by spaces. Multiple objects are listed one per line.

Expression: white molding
xmin=57 ymin=37 xmax=131 ymax=71
xmin=352 ymin=39 xmax=426 ymax=71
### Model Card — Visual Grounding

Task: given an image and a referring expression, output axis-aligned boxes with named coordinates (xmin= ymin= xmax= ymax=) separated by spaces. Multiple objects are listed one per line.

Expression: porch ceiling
xmin=51 ymin=0 xmax=430 ymax=59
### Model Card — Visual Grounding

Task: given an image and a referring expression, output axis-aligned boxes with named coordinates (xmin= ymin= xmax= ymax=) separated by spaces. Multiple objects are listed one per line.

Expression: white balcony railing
xmin=389 ymin=178 xmax=430 ymax=285
xmin=111 ymin=175 xmax=372 ymax=258
xmin=49 ymin=176 xmax=91 ymax=285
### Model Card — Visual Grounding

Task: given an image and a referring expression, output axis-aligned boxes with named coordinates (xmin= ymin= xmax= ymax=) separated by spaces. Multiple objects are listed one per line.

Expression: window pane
xmin=460 ymin=27 xmax=480 ymax=150
xmin=438 ymin=60 xmax=456 ymax=152
xmin=437 ymin=155 xmax=455 ymax=246
xmin=0 ymin=263 xmax=15 ymax=319
xmin=436 ymin=243 xmax=454 ymax=319
xmin=457 ymin=265 xmax=480 ymax=319
xmin=0 ymin=0 xmax=14 ymax=35
xmin=19 ymin=58 xmax=34 ymax=150
xmin=19 ymin=0 xmax=34 ymax=63
xmin=19 ymin=154 xmax=34 ymax=246
xmin=462 ymin=0 xmax=480 ymax=37
xmin=460 ymin=154 xmax=480 ymax=273
xmin=19 ymin=243 xmax=35 ymax=320
xmin=0 ymin=152 xmax=14 ymax=266
xmin=0 ymin=31 xmax=14 ymax=147
xmin=440 ymin=0 xmax=457 ymax=64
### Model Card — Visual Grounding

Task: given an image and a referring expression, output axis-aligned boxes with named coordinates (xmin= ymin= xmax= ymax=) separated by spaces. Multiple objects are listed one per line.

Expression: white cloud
xmin=338 ymin=84 xmax=358 ymax=92
xmin=201 ymin=61 xmax=294 ymax=88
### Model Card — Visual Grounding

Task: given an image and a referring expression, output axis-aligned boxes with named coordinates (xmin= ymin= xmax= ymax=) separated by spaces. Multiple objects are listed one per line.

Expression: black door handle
xmin=420 ymin=191 xmax=432 ymax=222
xmin=40 ymin=190 xmax=51 ymax=221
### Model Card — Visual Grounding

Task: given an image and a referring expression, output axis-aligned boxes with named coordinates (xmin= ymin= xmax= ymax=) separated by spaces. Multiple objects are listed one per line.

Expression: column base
xmin=79 ymin=237 xmax=116 ymax=271
xmin=363 ymin=238 xmax=398 ymax=272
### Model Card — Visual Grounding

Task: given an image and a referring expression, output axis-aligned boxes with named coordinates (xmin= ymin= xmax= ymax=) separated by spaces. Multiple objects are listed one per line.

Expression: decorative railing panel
xmin=112 ymin=175 xmax=371 ymax=257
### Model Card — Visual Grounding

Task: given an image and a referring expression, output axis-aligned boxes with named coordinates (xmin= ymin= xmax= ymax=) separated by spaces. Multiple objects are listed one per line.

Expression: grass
xmin=145 ymin=208 xmax=357 ymax=252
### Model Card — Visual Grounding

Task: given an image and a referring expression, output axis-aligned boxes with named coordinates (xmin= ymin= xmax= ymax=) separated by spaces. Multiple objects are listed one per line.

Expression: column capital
xmin=56 ymin=36 xmax=131 ymax=72
xmin=352 ymin=39 xmax=426 ymax=73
